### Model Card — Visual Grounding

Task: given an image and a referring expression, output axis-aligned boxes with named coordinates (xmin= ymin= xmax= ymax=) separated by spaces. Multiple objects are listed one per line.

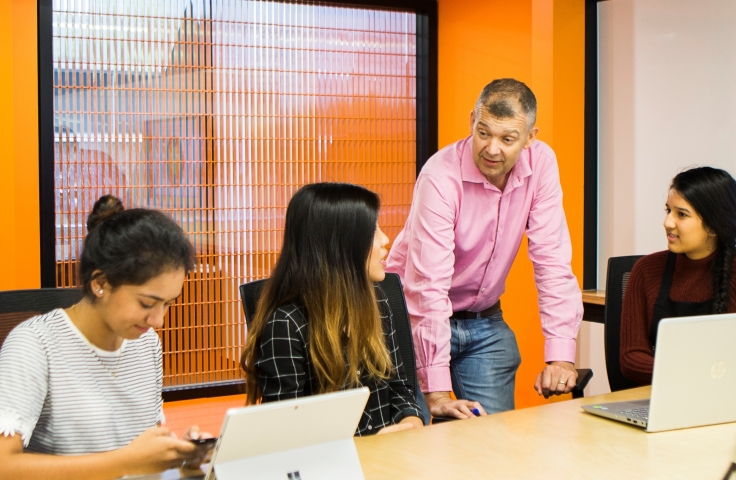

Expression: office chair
xmin=238 ymin=274 xmax=419 ymax=395
xmin=572 ymin=368 xmax=593 ymax=399
xmin=604 ymin=255 xmax=644 ymax=392
xmin=239 ymin=279 xmax=266 ymax=328
xmin=0 ymin=288 xmax=84 ymax=347
xmin=374 ymin=273 xmax=419 ymax=394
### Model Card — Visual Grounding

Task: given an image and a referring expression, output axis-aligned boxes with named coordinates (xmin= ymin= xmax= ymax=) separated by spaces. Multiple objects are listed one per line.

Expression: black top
xmin=254 ymin=296 xmax=421 ymax=436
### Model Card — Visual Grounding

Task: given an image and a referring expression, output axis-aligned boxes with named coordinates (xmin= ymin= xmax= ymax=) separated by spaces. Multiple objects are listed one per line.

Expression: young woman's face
xmin=367 ymin=224 xmax=390 ymax=282
xmin=664 ymin=189 xmax=717 ymax=260
xmin=92 ymin=267 xmax=187 ymax=339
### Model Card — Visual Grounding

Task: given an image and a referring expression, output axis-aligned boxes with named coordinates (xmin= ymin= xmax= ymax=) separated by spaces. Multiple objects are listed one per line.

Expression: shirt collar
xmin=509 ymin=145 xmax=533 ymax=187
xmin=460 ymin=137 xmax=488 ymax=184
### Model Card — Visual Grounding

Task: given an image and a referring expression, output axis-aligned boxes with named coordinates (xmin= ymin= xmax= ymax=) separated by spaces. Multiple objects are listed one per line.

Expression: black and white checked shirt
xmin=254 ymin=294 xmax=421 ymax=436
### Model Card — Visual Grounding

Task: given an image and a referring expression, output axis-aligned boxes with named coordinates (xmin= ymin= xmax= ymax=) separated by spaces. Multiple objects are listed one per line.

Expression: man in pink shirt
xmin=386 ymin=78 xmax=582 ymax=421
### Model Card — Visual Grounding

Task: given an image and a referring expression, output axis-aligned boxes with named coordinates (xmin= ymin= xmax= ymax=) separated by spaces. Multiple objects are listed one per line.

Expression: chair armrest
xmin=572 ymin=368 xmax=593 ymax=399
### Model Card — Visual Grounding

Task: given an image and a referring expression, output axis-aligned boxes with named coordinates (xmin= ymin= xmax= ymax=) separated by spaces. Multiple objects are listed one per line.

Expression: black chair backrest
xmin=604 ymin=255 xmax=643 ymax=392
xmin=375 ymin=273 xmax=418 ymax=394
xmin=239 ymin=280 xmax=267 ymax=328
xmin=0 ymin=288 xmax=84 ymax=347
xmin=238 ymin=273 xmax=418 ymax=393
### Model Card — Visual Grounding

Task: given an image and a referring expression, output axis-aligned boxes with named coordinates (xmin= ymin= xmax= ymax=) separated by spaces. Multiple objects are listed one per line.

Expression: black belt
xmin=452 ymin=300 xmax=501 ymax=319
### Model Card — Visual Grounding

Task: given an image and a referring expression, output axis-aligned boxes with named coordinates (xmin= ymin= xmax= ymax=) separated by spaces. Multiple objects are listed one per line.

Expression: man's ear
xmin=523 ymin=127 xmax=539 ymax=148
xmin=469 ymin=110 xmax=476 ymax=135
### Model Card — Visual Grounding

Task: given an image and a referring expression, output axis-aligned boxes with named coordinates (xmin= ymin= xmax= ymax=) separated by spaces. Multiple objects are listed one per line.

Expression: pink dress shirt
xmin=386 ymin=136 xmax=582 ymax=393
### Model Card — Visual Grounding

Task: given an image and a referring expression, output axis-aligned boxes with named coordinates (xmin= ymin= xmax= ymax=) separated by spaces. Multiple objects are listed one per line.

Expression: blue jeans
xmin=415 ymin=311 xmax=521 ymax=423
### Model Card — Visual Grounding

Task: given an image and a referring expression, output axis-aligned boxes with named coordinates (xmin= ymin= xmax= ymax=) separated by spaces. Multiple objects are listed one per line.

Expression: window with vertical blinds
xmin=52 ymin=0 xmax=417 ymax=387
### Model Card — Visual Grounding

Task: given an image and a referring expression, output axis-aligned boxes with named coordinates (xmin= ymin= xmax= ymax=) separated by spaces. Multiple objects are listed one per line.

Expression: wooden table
xmin=354 ymin=386 xmax=736 ymax=479
xmin=144 ymin=387 xmax=736 ymax=479
xmin=582 ymin=289 xmax=606 ymax=323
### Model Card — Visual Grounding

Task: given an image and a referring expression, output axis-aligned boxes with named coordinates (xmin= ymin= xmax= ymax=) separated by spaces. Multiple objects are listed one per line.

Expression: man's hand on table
xmin=425 ymin=392 xmax=486 ymax=420
xmin=534 ymin=361 xmax=577 ymax=398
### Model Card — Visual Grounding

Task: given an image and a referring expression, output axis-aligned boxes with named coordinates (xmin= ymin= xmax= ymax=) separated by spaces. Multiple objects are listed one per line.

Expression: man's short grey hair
xmin=474 ymin=78 xmax=537 ymax=130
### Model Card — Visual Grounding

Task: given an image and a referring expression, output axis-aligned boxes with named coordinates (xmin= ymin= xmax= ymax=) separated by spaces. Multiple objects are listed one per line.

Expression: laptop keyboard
xmin=620 ymin=407 xmax=649 ymax=420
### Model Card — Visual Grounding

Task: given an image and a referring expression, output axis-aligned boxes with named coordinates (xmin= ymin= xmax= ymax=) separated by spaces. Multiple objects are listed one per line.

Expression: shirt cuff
xmin=392 ymin=408 xmax=423 ymax=425
xmin=416 ymin=366 xmax=453 ymax=393
xmin=544 ymin=337 xmax=577 ymax=364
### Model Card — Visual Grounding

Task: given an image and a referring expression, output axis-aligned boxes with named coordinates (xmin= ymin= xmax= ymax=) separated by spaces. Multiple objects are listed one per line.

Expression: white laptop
xmin=204 ymin=387 xmax=369 ymax=480
xmin=128 ymin=387 xmax=369 ymax=480
xmin=583 ymin=314 xmax=736 ymax=432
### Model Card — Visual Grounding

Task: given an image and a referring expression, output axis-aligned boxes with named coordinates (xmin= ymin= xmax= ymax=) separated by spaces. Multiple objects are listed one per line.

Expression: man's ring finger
xmin=558 ymin=381 xmax=566 ymax=385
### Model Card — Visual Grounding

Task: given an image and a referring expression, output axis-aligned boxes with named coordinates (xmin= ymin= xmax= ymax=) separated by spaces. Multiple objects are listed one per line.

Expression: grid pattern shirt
xmin=0 ymin=309 xmax=163 ymax=454
xmin=254 ymin=295 xmax=421 ymax=436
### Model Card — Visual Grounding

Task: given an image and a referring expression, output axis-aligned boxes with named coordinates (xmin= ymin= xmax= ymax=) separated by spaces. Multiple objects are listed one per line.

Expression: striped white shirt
xmin=0 ymin=309 xmax=163 ymax=454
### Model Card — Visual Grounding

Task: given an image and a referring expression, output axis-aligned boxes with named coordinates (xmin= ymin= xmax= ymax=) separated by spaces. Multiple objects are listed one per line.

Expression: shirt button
xmin=357 ymin=369 xmax=361 ymax=375
xmin=419 ymin=380 xmax=423 ymax=385
xmin=367 ymin=425 xmax=373 ymax=430
xmin=482 ymin=288 xmax=486 ymax=292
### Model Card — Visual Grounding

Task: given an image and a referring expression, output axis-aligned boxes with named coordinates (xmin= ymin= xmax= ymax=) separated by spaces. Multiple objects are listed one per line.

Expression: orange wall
xmin=437 ymin=0 xmax=585 ymax=409
xmin=0 ymin=0 xmax=40 ymax=290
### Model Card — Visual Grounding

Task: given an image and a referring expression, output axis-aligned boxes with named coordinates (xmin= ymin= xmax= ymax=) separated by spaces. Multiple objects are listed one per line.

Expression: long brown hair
xmin=241 ymin=183 xmax=393 ymax=404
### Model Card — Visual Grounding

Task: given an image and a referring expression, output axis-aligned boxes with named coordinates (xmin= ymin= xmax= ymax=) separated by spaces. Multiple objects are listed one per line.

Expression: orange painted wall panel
xmin=437 ymin=0 xmax=585 ymax=409
xmin=0 ymin=0 xmax=40 ymax=291
xmin=552 ymin=0 xmax=586 ymax=285
xmin=437 ymin=0 xmax=533 ymax=148
xmin=0 ymin=1 xmax=14 ymax=289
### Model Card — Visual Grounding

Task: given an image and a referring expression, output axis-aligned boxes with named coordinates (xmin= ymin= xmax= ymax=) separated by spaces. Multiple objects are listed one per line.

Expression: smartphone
xmin=189 ymin=437 xmax=218 ymax=446
xmin=183 ymin=437 xmax=218 ymax=469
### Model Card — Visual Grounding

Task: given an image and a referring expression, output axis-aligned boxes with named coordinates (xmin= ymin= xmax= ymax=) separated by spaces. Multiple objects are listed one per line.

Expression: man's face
xmin=469 ymin=106 xmax=537 ymax=189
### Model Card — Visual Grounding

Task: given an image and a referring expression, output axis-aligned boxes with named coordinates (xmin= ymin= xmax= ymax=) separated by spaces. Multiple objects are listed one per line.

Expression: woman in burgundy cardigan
xmin=620 ymin=167 xmax=736 ymax=385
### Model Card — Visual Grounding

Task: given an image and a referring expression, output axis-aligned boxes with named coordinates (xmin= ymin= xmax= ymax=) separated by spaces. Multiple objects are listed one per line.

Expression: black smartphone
xmin=183 ymin=437 xmax=218 ymax=468
xmin=189 ymin=437 xmax=218 ymax=446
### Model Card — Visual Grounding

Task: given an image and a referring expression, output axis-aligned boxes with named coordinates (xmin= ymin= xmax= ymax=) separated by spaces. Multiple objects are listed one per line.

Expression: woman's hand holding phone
xmin=118 ymin=426 xmax=196 ymax=475
xmin=181 ymin=425 xmax=217 ymax=470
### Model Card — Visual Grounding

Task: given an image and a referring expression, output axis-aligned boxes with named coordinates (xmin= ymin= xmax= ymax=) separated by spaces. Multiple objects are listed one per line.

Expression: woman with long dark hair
xmin=620 ymin=167 xmax=736 ymax=385
xmin=240 ymin=182 xmax=423 ymax=435
xmin=0 ymin=195 xmax=208 ymax=479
